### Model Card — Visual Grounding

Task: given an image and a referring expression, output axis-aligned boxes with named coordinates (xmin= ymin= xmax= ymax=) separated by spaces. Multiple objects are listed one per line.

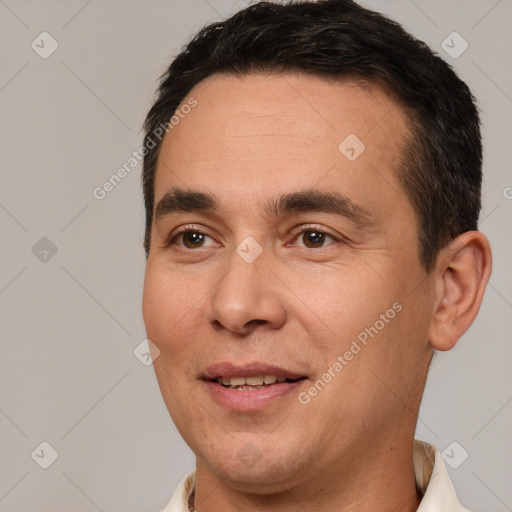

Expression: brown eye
xmin=182 ymin=231 xmax=206 ymax=248
xmin=290 ymin=228 xmax=338 ymax=249
xmin=170 ymin=231 xmax=211 ymax=249
xmin=302 ymin=230 xmax=327 ymax=248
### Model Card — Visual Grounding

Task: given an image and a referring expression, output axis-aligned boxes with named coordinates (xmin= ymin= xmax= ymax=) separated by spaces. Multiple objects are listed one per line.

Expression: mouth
xmin=201 ymin=362 xmax=308 ymax=410
xmin=210 ymin=374 xmax=306 ymax=391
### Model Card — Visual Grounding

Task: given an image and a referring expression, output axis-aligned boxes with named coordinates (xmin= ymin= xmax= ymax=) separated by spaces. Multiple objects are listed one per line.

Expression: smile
xmin=201 ymin=362 xmax=308 ymax=411
xmin=215 ymin=375 xmax=303 ymax=390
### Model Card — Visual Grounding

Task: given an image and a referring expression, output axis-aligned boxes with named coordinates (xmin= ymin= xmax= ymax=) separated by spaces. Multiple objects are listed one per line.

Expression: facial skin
xmin=142 ymin=73 xmax=491 ymax=512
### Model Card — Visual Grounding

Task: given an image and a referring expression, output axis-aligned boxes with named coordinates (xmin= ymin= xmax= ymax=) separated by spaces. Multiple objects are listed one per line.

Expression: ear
xmin=428 ymin=231 xmax=492 ymax=351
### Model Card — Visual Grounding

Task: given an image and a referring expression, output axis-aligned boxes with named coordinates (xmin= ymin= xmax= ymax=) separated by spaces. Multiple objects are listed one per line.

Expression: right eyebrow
xmin=154 ymin=188 xmax=218 ymax=221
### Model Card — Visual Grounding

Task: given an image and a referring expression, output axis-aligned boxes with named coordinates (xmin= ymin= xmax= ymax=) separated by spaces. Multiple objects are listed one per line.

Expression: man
xmin=141 ymin=1 xmax=492 ymax=510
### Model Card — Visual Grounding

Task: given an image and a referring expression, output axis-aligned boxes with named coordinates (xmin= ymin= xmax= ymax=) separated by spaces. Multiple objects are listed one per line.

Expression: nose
xmin=205 ymin=246 xmax=286 ymax=335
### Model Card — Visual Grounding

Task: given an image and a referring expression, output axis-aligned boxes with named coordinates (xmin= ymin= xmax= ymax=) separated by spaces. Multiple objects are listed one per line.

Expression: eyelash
xmin=165 ymin=224 xmax=344 ymax=250
xmin=164 ymin=225 xmax=215 ymax=249
xmin=288 ymin=224 xmax=341 ymax=248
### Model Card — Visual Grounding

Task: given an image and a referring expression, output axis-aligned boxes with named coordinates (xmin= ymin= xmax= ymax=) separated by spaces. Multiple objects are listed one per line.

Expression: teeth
xmin=216 ymin=375 xmax=282 ymax=387
xmin=245 ymin=376 xmax=263 ymax=386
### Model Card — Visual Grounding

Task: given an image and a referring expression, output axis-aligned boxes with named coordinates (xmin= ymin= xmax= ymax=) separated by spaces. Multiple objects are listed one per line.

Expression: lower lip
xmin=203 ymin=379 xmax=306 ymax=411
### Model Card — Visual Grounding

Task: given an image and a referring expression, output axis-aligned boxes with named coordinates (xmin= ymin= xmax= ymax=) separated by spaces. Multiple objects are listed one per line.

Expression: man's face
xmin=143 ymin=73 xmax=435 ymax=490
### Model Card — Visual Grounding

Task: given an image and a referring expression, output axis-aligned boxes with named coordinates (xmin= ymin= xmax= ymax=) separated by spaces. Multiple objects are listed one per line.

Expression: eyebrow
xmin=154 ymin=187 xmax=376 ymax=228
xmin=154 ymin=188 xmax=217 ymax=220
xmin=265 ymin=189 xmax=376 ymax=228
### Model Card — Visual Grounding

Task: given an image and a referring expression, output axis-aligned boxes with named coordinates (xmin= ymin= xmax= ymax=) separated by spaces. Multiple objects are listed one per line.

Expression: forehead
xmin=154 ymin=72 xmax=411 ymax=218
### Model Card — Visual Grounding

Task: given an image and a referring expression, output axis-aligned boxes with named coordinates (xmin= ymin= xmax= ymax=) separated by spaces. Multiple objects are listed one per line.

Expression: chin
xmin=197 ymin=438 xmax=313 ymax=492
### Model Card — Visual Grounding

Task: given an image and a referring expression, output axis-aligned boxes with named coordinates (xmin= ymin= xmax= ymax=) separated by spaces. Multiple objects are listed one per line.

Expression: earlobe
xmin=428 ymin=231 xmax=492 ymax=351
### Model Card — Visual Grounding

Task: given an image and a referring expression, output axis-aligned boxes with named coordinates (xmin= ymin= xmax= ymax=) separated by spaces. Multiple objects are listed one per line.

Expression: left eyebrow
xmin=264 ymin=189 xmax=377 ymax=229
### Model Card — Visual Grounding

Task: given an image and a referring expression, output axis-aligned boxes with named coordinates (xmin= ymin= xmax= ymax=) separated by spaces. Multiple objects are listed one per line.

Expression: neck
xmin=193 ymin=436 xmax=421 ymax=512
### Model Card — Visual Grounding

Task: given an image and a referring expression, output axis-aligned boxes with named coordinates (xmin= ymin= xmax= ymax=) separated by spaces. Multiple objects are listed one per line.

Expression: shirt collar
xmin=161 ymin=440 xmax=469 ymax=512
xmin=414 ymin=440 xmax=470 ymax=512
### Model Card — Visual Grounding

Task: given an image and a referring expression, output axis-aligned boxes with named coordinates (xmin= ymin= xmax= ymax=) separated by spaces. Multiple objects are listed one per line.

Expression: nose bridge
xmin=207 ymin=242 xmax=285 ymax=334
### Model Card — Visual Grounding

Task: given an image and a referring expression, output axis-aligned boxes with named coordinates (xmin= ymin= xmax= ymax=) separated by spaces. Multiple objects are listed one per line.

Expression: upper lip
xmin=202 ymin=362 xmax=306 ymax=380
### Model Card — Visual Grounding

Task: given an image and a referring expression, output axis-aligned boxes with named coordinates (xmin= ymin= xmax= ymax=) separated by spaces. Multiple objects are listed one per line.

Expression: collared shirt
xmin=160 ymin=440 xmax=469 ymax=512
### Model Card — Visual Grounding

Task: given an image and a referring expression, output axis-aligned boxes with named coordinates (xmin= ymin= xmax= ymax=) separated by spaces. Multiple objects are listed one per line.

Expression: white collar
xmin=161 ymin=440 xmax=469 ymax=511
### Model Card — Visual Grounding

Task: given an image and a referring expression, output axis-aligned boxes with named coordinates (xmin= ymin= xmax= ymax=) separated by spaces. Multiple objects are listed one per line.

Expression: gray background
xmin=1 ymin=0 xmax=511 ymax=511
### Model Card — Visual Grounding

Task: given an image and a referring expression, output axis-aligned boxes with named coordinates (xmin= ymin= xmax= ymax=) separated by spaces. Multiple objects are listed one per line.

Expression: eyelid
xmin=288 ymin=223 xmax=346 ymax=244
xmin=166 ymin=224 xmax=220 ymax=248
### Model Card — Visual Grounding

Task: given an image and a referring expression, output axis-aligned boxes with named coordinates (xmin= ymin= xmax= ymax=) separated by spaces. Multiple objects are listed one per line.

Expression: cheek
xmin=142 ymin=263 xmax=199 ymax=350
xmin=291 ymin=261 xmax=396 ymax=342
xmin=142 ymin=265 xmax=203 ymax=426
xmin=142 ymin=267 xmax=170 ymax=340
xmin=292 ymin=258 xmax=422 ymax=402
